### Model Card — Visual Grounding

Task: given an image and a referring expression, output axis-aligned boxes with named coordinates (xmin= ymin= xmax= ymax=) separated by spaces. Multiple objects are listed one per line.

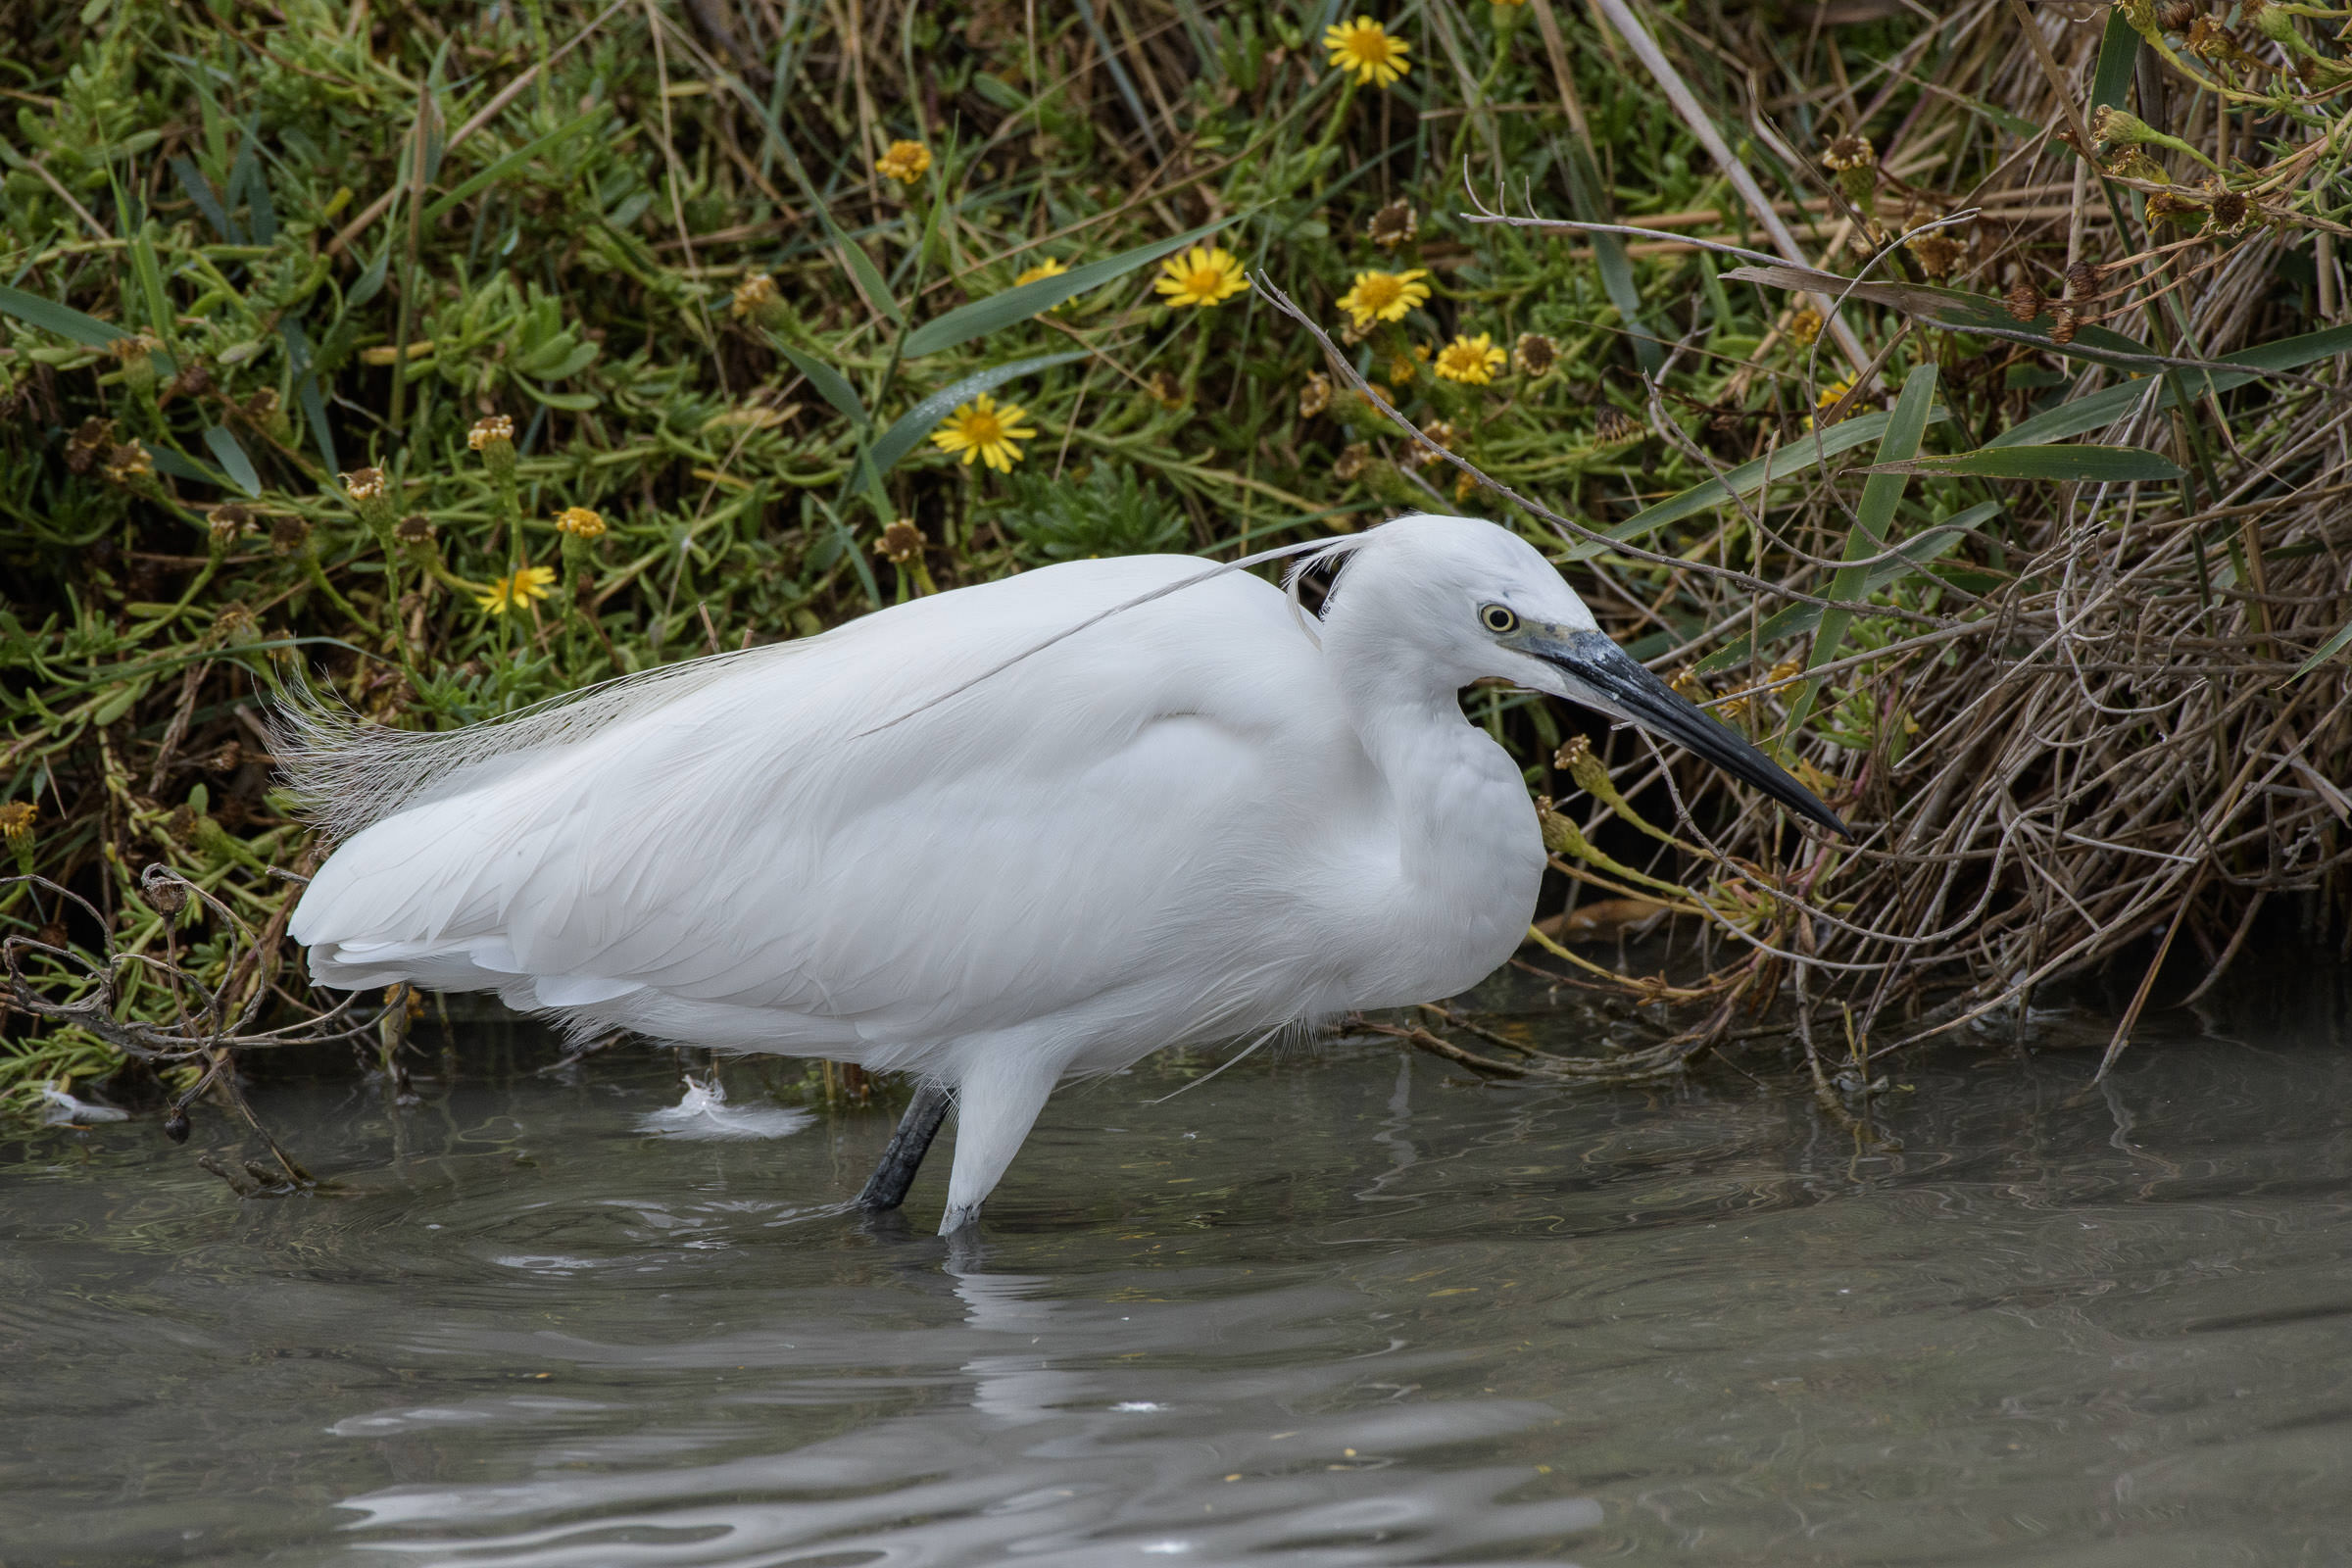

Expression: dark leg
xmin=857 ymin=1080 xmax=952 ymax=1210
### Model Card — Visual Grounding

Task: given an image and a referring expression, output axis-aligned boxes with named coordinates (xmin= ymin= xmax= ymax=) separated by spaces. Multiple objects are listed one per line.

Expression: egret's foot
xmin=857 ymin=1080 xmax=952 ymax=1210
xmin=937 ymin=1200 xmax=983 ymax=1236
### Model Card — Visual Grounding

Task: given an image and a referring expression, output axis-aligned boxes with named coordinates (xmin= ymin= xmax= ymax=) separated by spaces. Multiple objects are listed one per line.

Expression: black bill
xmin=1534 ymin=631 xmax=1849 ymax=838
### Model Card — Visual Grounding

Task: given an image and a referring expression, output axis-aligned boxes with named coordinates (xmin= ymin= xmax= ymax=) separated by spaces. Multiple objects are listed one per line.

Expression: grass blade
xmin=171 ymin=155 xmax=237 ymax=242
xmin=1862 ymin=445 xmax=2183 ymax=483
xmin=1784 ymin=364 xmax=1937 ymax=737
xmin=126 ymin=218 xmax=175 ymax=349
xmin=0 ymin=283 xmax=126 ymax=349
xmin=278 ymin=316 xmax=336 ymax=474
xmin=2293 ymin=619 xmax=2352 ymax=680
xmin=2091 ymin=6 xmax=2142 ymax=111
xmin=773 ymin=343 xmax=869 ymax=429
xmin=228 ymin=116 xmax=276 ymax=244
xmin=903 ymin=221 xmax=1231 ymax=358
xmin=141 ymin=443 xmax=227 ymax=488
xmin=420 ymin=104 xmax=612 ymax=224
xmin=866 ymin=350 xmax=1091 ymax=479
xmin=1566 ymin=404 xmax=1948 ymax=560
xmin=1989 ymin=320 xmax=2352 ymax=449
xmin=201 ymin=425 xmax=261 ymax=496
xmin=1691 ymin=502 xmax=2001 ymax=675
xmin=1723 ymin=263 xmax=2269 ymax=377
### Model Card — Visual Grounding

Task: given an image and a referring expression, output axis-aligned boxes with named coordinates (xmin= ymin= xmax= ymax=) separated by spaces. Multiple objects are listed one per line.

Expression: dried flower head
xmin=880 ymin=518 xmax=924 ymax=564
xmin=1669 ymin=667 xmax=1707 ymax=701
xmin=1298 ymin=371 xmax=1333 ymax=418
xmin=2103 ymin=147 xmax=2168 ymax=183
xmin=1387 ymin=350 xmax=1420 ymax=388
xmin=2050 ymin=306 xmax=2080 ymax=346
xmin=2154 ymin=0 xmax=2197 ymax=29
xmin=1511 ymin=332 xmax=1558 ymax=377
xmin=1154 ymin=245 xmax=1250 ymax=308
xmin=1149 ymin=370 xmax=1188 ymax=411
xmin=1324 ymin=16 xmax=1411 ymax=87
xmin=2066 ymin=260 xmax=2104 ymax=299
xmin=2004 ymin=281 xmax=2046 ymax=321
xmin=2187 ymin=14 xmax=2258 ymax=65
xmin=1822 ymin=134 xmax=1876 ymax=172
xmin=930 ymin=393 xmax=1037 ymax=471
xmin=2242 ymin=0 xmax=2299 ymax=47
xmin=213 ymin=603 xmax=258 ymax=643
xmin=1367 ymin=199 xmax=1418 ymax=249
xmin=729 ymin=272 xmax=780 ymax=321
xmin=468 ymin=414 xmax=514 ymax=452
xmin=1413 ymin=419 xmax=1458 ymax=466
xmin=1592 ymin=408 xmax=1642 ymax=445
xmin=2208 ymin=190 xmax=2251 ymax=232
xmin=102 ymin=443 xmax=154 ymax=482
xmin=395 ymin=514 xmax=434 ymax=544
xmin=269 ymin=514 xmax=311 ymax=555
xmin=1788 ymin=307 xmax=1824 ymax=345
xmin=554 ymin=506 xmax=607 ymax=539
xmin=1905 ymin=231 xmax=1965 ymax=280
xmin=1337 ymin=268 xmax=1432 ymax=328
xmin=1766 ymin=657 xmax=1806 ymax=686
xmin=208 ymin=504 xmax=253 ymax=546
xmin=875 ymin=139 xmax=933 ymax=184
xmin=1434 ymin=333 xmax=1506 ymax=385
xmin=474 ymin=564 xmax=558 ymax=615
xmin=0 ymin=801 xmax=34 ymax=842
xmin=342 ymin=466 xmax=387 ymax=503
xmin=1333 ymin=442 xmax=1373 ymax=482
xmin=66 ymin=416 xmax=113 ymax=473
xmin=1452 ymin=469 xmax=1481 ymax=502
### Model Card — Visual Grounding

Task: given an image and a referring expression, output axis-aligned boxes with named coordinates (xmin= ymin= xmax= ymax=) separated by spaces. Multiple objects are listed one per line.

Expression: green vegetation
xmin=6 ymin=0 xmax=2352 ymax=1125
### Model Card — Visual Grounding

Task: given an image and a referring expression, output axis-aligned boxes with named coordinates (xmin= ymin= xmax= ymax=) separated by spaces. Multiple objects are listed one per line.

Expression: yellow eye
xmin=1480 ymin=604 xmax=1518 ymax=634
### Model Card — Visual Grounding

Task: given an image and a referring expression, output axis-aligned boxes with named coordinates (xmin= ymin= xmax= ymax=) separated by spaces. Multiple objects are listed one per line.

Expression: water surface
xmin=4 ymin=989 xmax=2349 ymax=1566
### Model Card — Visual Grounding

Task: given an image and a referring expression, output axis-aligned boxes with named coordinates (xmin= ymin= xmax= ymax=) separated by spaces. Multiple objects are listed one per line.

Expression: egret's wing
xmin=292 ymin=558 xmax=1351 ymax=1052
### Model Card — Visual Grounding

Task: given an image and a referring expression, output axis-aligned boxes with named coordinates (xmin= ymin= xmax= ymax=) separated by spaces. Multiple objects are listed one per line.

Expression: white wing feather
xmin=290 ymin=557 xmax=1380 ymax=1074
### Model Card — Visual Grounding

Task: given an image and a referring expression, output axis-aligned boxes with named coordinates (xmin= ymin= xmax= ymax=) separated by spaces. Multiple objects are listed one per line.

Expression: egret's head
xmin=1328 ymin=514 xmax=1847 ymax=838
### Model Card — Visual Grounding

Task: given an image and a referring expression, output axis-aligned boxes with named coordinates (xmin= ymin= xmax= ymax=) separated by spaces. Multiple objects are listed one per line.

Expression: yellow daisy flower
xmin=1434 ymin=332 xmax=1506 ymax=385
xmin=1805 ymin=376 xmax=1856 ymax=429
xmin=875 ymin=139 xmax=932 ymax=184
xmin=930 ymin=394 xmax=1037 ymax=472
xmin=1336 ymin=268 xmax=1431 ymax=328
xmin=1153 ymin=245 xmax=1250 ymax=309
xmin=1325 ymin=17 xmax=1410 ymax=88
xmin=1013 ymin=257 xmax=1069 ymax=287
xmin=475 ymin=564 xmax=557 ymax=614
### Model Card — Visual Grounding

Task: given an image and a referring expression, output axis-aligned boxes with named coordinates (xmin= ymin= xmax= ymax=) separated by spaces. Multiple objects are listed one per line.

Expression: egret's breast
xmin=1336 ymin=740 xmax=1544 ymax=1011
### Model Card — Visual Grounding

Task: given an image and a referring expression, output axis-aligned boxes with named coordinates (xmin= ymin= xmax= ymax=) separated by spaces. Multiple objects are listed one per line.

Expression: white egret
xmin=283 ymin=513 xmax=1840 ymax=1231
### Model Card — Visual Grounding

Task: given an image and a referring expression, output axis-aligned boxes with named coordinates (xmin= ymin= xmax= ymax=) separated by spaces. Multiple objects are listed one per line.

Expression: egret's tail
xmin=267 ymin=646 xmax=789 ymax=845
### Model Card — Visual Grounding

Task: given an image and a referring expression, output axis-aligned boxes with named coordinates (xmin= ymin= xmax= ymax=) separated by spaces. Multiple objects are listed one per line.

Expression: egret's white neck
xmin=1318 ymin=599 xmax=1533 ymax=878
xmin=1313 ymin=603 xmax=1541 ymax=1004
